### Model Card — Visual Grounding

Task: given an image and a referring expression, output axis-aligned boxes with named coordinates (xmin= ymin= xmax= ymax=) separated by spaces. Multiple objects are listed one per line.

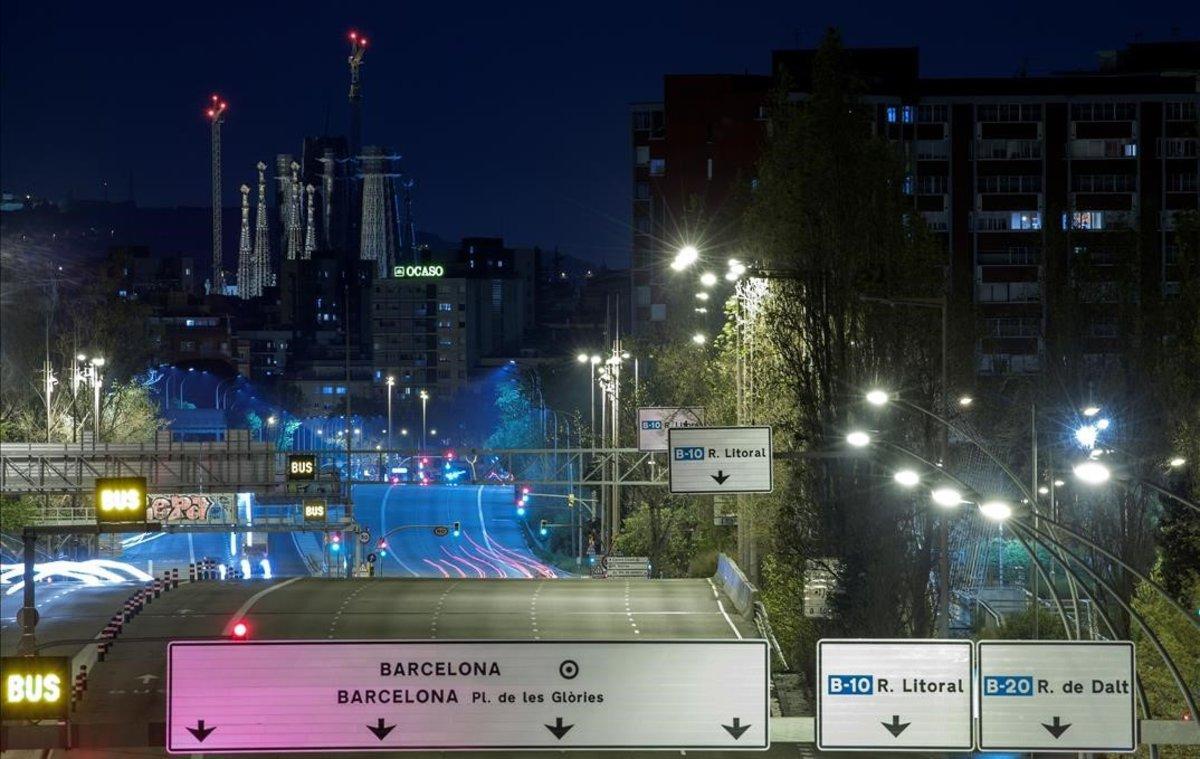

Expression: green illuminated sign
xmin=393 ymin=264 xmax=444 ymax=278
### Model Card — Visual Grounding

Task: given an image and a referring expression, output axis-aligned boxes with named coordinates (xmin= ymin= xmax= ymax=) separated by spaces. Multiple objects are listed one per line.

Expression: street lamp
xmin=1073 ymin=460 xmax=1111 ymax=485
xmin=89 ymin=357 xmax=105 ymax=444
xmin=979 ymin=500 xmax=1013 ymax=522
xmin=1168 ymin=456 xmax=1186 ymax=468
xmin=670 ymin=245 xmax=699 ymax=271
xmin=419 ymin=390 xmax=429 ymax=451
xmin=691 ymin=332 xmax=707 ymax=345
xmin=699 ymin=272 xmax=718 ymax=287
xmin=1082 ymin=406 xmax=1101 ymax=417
xmin=893 ymin=469 xmax=920 ymax=487
xmin=865 ymin=389 xmax=890 ymax=407
xmin=845 ymin=430 xmax=871 ymax=448
xmin=958 ymin=395 xmax=974 ymax=407
xmin=930 ymin=487 xmax=963 ymax=508
xmin=385 ymin=376 xmax=395 ymax=451
xmin=695 ymin=291 xmax=709 ymax=301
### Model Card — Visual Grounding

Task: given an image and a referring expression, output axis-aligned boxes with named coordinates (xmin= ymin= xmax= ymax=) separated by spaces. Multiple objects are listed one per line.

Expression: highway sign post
xmin=603 ymin=556 xmax=650 ymax=579
xmin=977 ymin=641 xmax=1136 ymax=753
xmin=302 ymin=499 xmax=327 ymax=522
xmin=167 ymin=639 xmax=769 ymax=752
xmin=668 ymin=426 xmax=772 ymax=494
xmin=816 ymin=639 xmax=973 ymax=752
xmin=637 ymin=406 xmax=705 ymax=452
xmin=286 ymin=454 xmax=317 ymax=481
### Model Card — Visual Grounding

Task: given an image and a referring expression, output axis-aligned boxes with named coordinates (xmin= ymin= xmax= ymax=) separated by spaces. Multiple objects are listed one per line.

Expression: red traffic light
xmin=521 ymin=486 xmax=531 ymax=495
xmin=331 ymin=532 xmax=341 ymax=544
xmin=378 ymin=539 xmax=388 ymax=549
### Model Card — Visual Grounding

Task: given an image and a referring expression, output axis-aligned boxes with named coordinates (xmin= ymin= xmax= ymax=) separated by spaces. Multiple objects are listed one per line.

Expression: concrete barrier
xmin=714 ymin=553 xmax=758 ymax=620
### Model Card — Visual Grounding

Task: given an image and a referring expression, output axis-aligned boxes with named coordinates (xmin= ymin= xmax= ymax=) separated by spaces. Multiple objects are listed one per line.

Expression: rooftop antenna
xmin=347 ymin=30 xmax=368 ymax=156
xmin=206 ymin=94 xmax=229 ymax=290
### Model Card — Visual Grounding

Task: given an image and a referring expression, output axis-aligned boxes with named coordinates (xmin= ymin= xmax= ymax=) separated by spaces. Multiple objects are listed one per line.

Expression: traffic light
xmin=231 ymin=620 xmax=250 ymax=640
xmin=330 ymin=532 xmax=341 ymax=553
xmin=539 ymin=519 xmax=548 ymax=537
xmin=452 ymin=521 xmax=461 ymax=537
xmin=377 ymin=539 xmax=388 ymax=557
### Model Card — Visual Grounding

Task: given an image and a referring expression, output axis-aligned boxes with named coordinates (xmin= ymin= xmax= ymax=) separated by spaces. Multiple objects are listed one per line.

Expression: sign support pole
xmin=18 ymin=529 xmax=38 ymax=655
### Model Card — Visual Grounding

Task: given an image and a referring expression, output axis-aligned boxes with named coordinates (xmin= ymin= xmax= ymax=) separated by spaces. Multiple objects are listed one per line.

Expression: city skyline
xmin=2 ymin=0 xmax=1194 ymax=264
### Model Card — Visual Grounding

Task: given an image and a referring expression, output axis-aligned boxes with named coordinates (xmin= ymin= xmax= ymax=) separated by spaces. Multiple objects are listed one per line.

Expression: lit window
xmin=649 ymin=158 xmax=665 ymax=176
xmin=336 ymin=386 xmax=347 ymax=395
xmin=902 ymin=106 xmax=915 ymax=124
xmin=1066 ymin=211 xmax=1105 ymax=230
xmin=902 ymin=175 xmax=914 ymax=195
xmin=886 ymin=107 xmax=898 ymax=124
xmin=1009 ymin=212 xmax=1042 ymax=231
xmin=1123 ymin=143 xmax=1137 ymax=157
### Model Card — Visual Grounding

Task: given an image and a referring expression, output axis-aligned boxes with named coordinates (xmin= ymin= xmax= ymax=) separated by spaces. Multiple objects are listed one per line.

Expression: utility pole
xmin=344 ymin=282 xmax=355 ymax=577
xmin=206 ymin=95 xmax=228 ymax=292
xmin=347 ymin=31 xmax=368 ymax=158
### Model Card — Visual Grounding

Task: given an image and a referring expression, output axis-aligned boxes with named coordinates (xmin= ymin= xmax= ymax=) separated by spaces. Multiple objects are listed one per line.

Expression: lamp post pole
xmin=420 ymin=390 xmax=429 ymax=452
xmin=386 ymin=376 xmax=395 ymax=451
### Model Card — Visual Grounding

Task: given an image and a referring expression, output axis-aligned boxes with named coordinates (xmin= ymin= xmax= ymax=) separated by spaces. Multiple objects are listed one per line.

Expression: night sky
xmin=1 ymin=1 xmax=1194 ymax=264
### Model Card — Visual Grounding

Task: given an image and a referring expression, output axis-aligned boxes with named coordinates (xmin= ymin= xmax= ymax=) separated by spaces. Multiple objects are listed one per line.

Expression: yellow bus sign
xmin=287 ymin=455 xmax=317 ymax=481
xmin=302 ymin=499 xmax=327 ymax=522
xmin=1 ymin=656 xmax=70 ymax=721
xmin=94 ymin=477 xmax=148 ymax=524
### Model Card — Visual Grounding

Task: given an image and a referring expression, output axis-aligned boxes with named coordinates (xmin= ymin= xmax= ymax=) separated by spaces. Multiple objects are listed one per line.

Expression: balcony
xmin=976 ymin=282 xmax=1041 ymax=303
xmin=975 ymin=139 xmax=1042 ymax=160
xmin=974 ymin=211 xmax=1042 ymax=232
xmin=916 ymin=140 xmax=950 ymax=160
xmin=984 ymin=317 xmax=1041 ymax=338
xmin=1158 ymin=138 xmax=1199 ymax=159
xmin=1069 ymin=139 xmax=1137 ymax=159
xmin=921 ymin=211 xmax=949 ymax=231
xmin=978 ymin=352 xmax=1041 ymax=375
xmin=976 ymin=248 xmax=1040 ymax=265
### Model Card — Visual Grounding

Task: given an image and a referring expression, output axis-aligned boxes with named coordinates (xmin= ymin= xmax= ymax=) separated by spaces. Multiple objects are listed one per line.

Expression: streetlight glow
xmin=893 ymin=469 xmax=920 ymax=487
xmin=979 ymin=500 xmax=1013 ymax=521
xmin=1038 ymin=486 xmax=1049 ymax=495
xmin=700 ymin=272 xmax=718 ymax=287
xmin=1095 ymin=418 xmax=1110 ymax=431
xmin=1073 ymin=461 xmax=1111 ymax=485
xmin=865 ymin=389 xmax=890 ymax=406
xmin=1083 ymin=406 xmax=1100 ymax=417
xmin=695 ymin=291 xmax=709 ymax=301
xmin=1075 ymin=424 xmax=1099 ymax=449
xmin=671 ymin=245 xmax=699 ymax=271
xmin=1168 ymin=456 xmax=1186 ymax=468
xmin=590 ymin=354 xmax=601 ymax=364
xmin=576 ymin=353 xmax=588 ymax=363
xmin=845 ymin=431 xmax=871 ymax=448
xmin=691 ymin=333 xmax=707 ymax=345
xmin=931 ymin=487 xmax=963 ymax=508
xmin=958 ymin=396 xmax=973 ymax=407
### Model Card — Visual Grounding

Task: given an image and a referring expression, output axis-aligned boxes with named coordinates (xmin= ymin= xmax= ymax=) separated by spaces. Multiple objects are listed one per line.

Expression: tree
xmin=742 ymin=29 xmax=944 ymax=648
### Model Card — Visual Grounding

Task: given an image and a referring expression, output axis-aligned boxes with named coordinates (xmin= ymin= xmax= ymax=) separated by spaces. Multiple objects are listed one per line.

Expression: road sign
xmin=302 ymin=499 xmax=327 ymax=523
xmin=668 ymin=426 xmax=772 ymax=494
xmin=637 ymin=406 xmax=705 ymax=452
xmin=358 ymin=529 xmax=371 ymax=544
xmin=977 ymin=641 xmax=1136 ymax=753
xmin=432 ymin=525 xmax=450 ymax=537
xmin=94 ymin=476 xmax=148 ymax=524
xmin=603 ymin=556 xmax=650 ymax=579
xmin=1 ymin=656 xmax=70 ymax=721
xmin=367 ymin=553 xmax=377 ymax=564
xmin=816 ymin=639 xmax=973 ymax=752
xmin=167 ymin=639 xmax=769 ymax=752
xmin=286 ymin=454 xmax=317 ymax=481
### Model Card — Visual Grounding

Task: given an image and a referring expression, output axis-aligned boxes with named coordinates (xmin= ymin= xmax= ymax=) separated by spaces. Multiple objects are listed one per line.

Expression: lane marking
xmin=715 ymin=599 xmax=742 ymax=639
xmin=380 ymin=485 xmax=420 ymax=577
xmin=220 ymin=576 xmax=302 ymax=635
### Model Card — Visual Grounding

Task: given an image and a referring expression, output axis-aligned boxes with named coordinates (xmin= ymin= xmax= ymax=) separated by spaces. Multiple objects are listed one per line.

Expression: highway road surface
xmin=354 ymin=483 xmax=563 ymax=578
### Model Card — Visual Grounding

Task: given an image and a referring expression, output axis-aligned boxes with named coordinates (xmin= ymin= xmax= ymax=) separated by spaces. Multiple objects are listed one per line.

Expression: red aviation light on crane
xmin=349 ymin=31 xmax=358 ymax=40
xmin=231 ymin=620 xmax=249 ymax=640
xmin=360 ymin=38 xmax=368 ymax=46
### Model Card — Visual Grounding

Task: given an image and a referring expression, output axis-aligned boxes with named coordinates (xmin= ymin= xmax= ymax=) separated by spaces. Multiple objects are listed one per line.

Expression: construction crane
xmin=347 ymin=30 xmax=368 ymax=156
xmin=206 ymin=94 xmax=228 ymax=293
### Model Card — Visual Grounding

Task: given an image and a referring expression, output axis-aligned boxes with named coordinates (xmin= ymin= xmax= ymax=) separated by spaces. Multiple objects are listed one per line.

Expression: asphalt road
xmin=0 ymin=582 xmax=139 ymax=658
xmin=41 ymin=575 xmax=759 ymax=758
xmin=354 ymin=483 xmax=561 ymax=578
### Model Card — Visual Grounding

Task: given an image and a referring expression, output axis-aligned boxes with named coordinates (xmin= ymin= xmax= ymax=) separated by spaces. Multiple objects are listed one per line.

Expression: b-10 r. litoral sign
xmin=816 ymin=639 xmax=973 ymax=752
xmin=668 ymin=426 xmax=772 ymax=494
xmin=977 ymin=640 xmax=1136 ymax=753
xmin=167 ymin=639 xmax=769 ymax=752
xmin=637 ymin=407 xmax=705 ymax=452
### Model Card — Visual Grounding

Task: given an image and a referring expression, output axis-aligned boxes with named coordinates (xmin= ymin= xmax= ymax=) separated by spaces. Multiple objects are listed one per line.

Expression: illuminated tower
xmin=359 ymin=146 xmax=400 ymax=278
xmin=347 ymin=30 xmax=368 ymax=157
xmin=235 ymin=184 xmax=255 ymax=298
xmin=303 ymin=183 xmax=316 ymax=259
xmin=253 ymin=161 xmax=275 ymax=290
xmin=206 ymin=94 xmax=228 ymax=291
xmin=286 ymin=161 xmax=302 ymax=261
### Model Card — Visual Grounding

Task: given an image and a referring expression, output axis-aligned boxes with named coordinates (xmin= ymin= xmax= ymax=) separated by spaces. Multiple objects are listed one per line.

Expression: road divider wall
xmin=714 ymin=553 xmax=758 ymax=619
